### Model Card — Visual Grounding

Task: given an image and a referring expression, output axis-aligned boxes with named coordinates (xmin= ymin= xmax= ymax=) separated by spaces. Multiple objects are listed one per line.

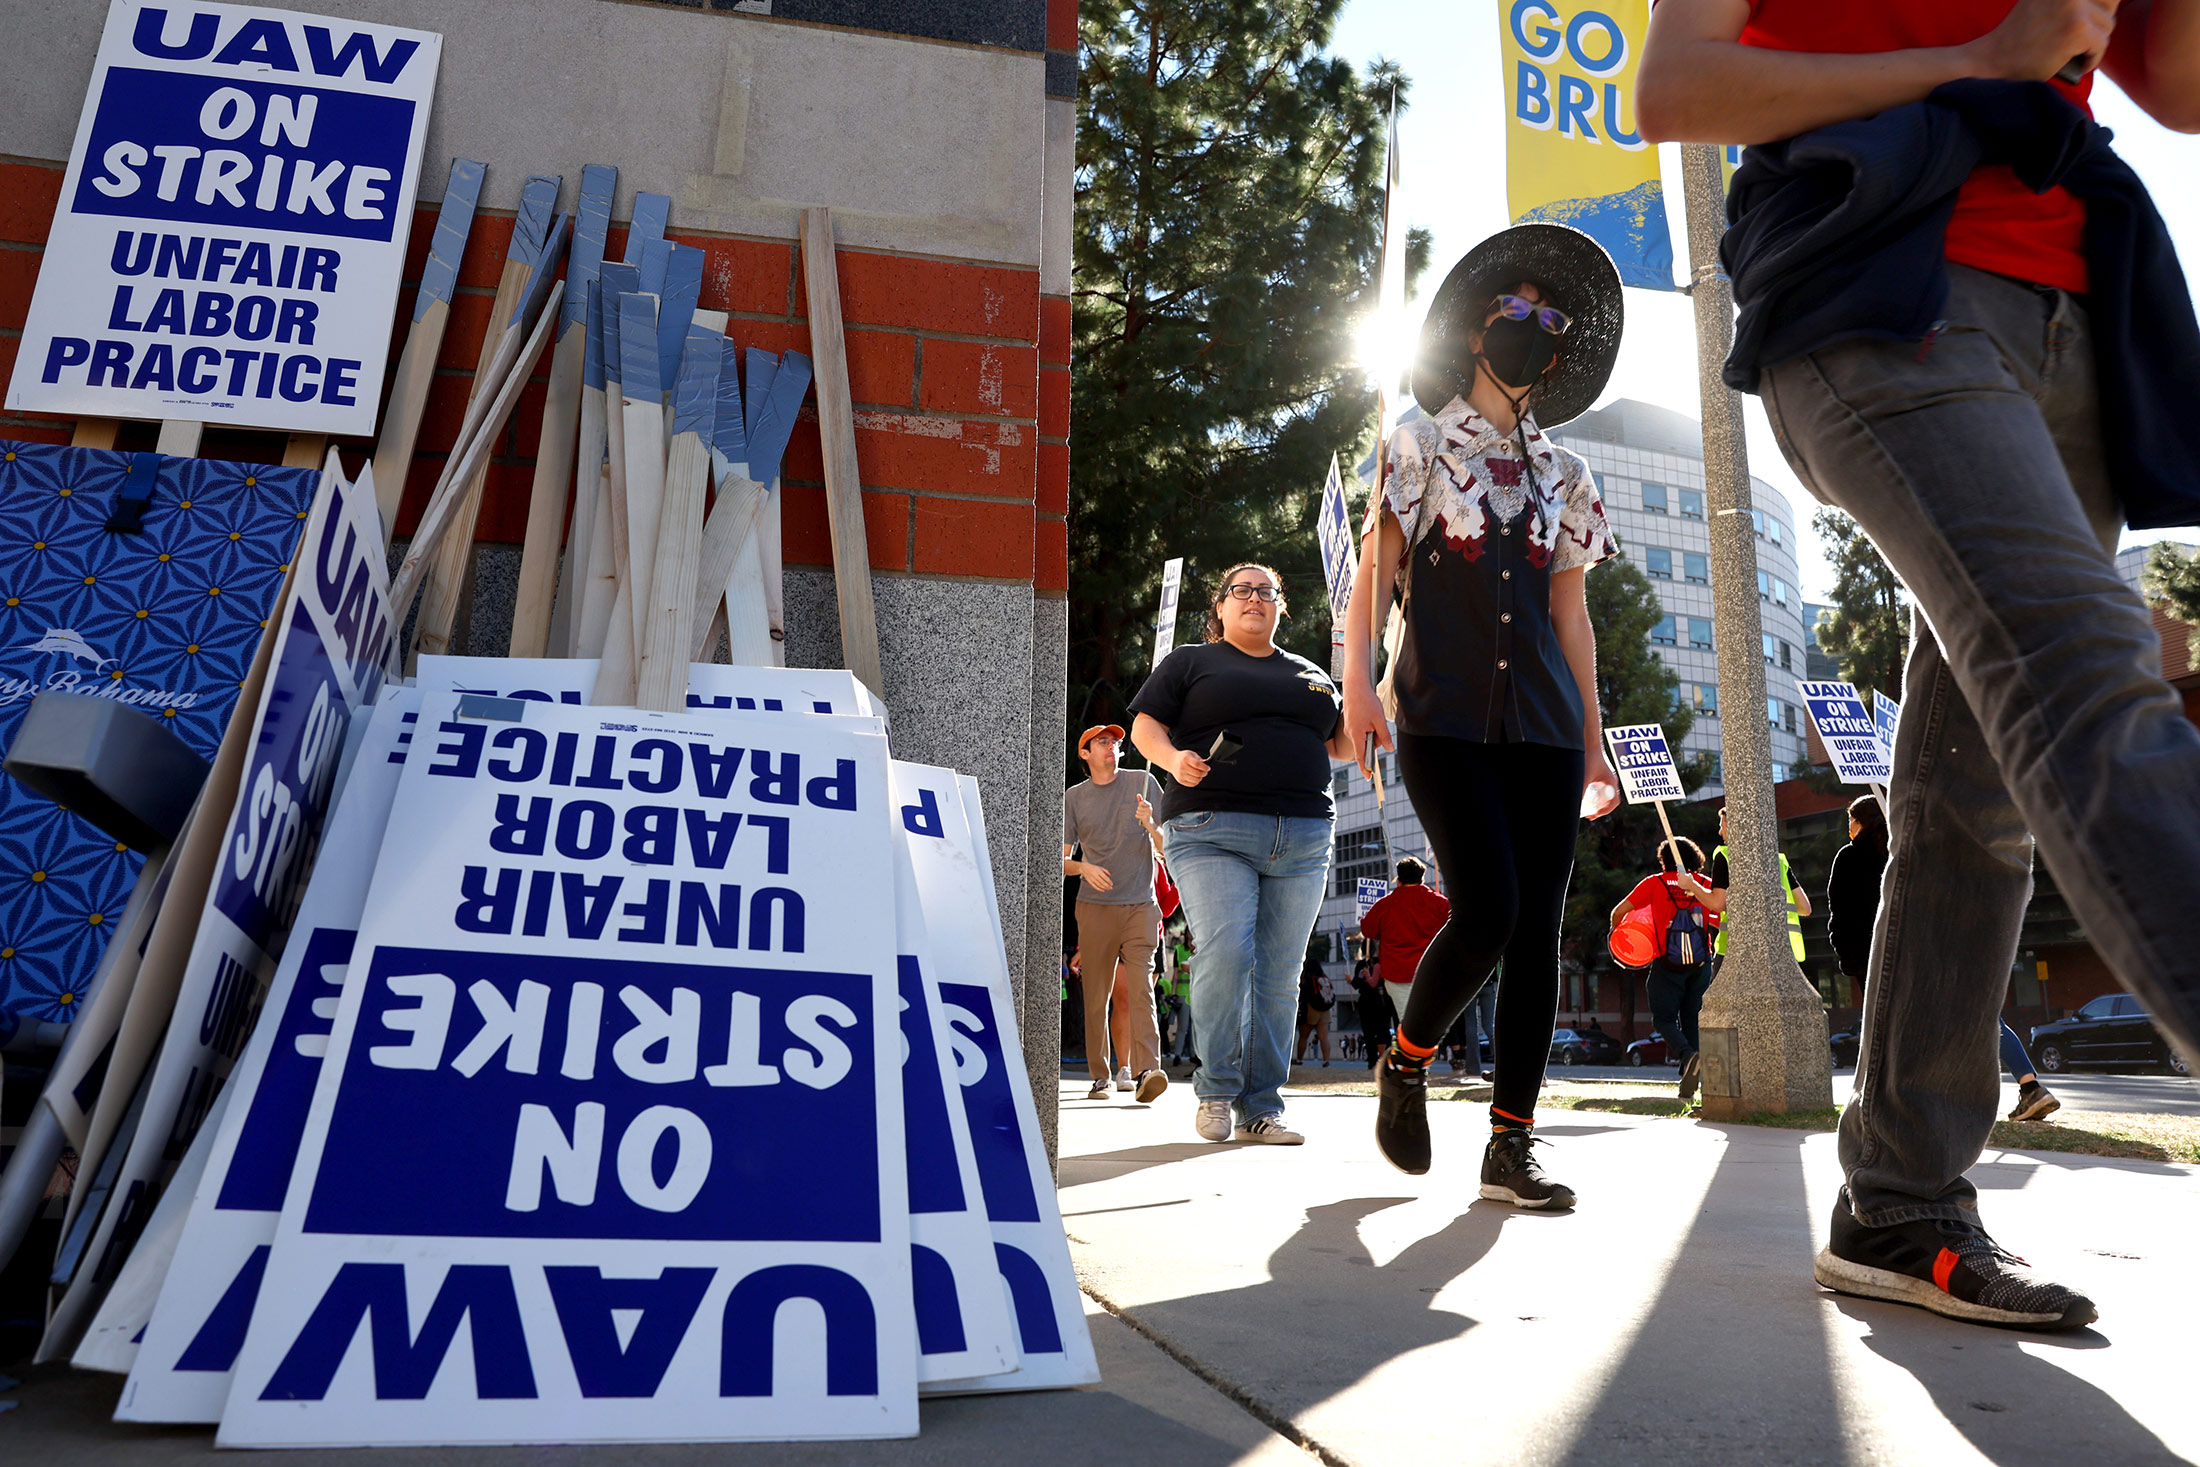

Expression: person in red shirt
xmin=1640 ymin=0 xmax=2200 ymax=1333
xmin=1609 ymin=837 xmax=1714 ymax=1100
xmin=1357 ymin=858 xmax=1452 ymax=1027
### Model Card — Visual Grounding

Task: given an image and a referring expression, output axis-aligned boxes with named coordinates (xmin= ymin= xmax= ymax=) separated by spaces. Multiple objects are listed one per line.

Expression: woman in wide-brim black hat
xmin=1338 ymin=222 xmax=1627 ymax=1210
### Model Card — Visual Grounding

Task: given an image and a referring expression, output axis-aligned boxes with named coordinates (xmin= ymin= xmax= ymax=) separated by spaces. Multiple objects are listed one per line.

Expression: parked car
xmin=1551 ymin=1027 xmax=1625 ymax=1066
xmin=1828 ymin=1029 xmax=1860 ymax=1068
xmin=2030 ymin=995 xmax=2191 ymax=1076
xmin=1624 ymin=1036 xmax=1671 ymax=1067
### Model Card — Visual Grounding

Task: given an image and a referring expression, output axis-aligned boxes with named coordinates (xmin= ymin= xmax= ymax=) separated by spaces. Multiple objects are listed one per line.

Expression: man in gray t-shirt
xmin=1064 ymin=724 xmax=1168 ymax=1104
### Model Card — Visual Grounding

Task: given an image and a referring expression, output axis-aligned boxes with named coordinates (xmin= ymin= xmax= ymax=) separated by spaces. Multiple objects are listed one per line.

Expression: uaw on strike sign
xmin=8 ymin=1 xmax=439 ymax=435
xmin=219 ymin=694 xmax=916 ymax=1445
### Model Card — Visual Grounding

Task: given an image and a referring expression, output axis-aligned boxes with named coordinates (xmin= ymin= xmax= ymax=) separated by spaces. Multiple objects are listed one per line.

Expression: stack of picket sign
xmin=91 ymin=657 xmax=1097 ymax=1445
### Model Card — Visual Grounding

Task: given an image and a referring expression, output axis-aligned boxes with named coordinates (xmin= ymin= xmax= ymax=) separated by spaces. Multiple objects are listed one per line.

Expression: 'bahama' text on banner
xmin=7 ymin=0 xmax=441 ymax=435
xmin=1498 ymin=0 xmax=1673 ymax=291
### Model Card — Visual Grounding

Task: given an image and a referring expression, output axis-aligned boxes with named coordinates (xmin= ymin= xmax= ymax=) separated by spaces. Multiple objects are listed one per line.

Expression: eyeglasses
xmin=1224 ymin=583 xmax=1282 ymax=603
xmin=1489 ymin=294 xmax=1571 ymax=335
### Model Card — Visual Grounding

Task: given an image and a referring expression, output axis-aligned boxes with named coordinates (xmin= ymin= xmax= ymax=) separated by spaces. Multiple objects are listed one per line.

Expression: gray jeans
xmin=1762 ymin=264 xmax=2200 ymax=1225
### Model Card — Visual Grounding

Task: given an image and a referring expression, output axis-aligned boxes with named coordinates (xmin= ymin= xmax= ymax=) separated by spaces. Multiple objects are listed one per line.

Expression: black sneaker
xmin=2006 ymin=1081 xmax=2061 ymax=1122
xmin=1480 ymin=1128 xmax=1575 ymax=1209
xmin=1374 ymin=1053 xmax=1431 ymax=1175
xmin=1814 ymin=1190 xmax=2096 ymax=1330
xmin=1677 ymin=1053 xmax=1701 ymax=1104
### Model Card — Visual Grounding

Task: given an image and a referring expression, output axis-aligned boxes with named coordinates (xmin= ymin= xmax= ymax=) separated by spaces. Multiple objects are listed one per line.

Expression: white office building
xmin=1314 ymin=399 xmax=1815 ymax=964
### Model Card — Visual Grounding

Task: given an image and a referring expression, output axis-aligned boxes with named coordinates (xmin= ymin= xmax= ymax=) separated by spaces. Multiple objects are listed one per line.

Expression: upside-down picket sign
xmin=8 ymin=0 xmax=441 ymax=434
xmin=219 ymin=693 xmax=916 ymax=1446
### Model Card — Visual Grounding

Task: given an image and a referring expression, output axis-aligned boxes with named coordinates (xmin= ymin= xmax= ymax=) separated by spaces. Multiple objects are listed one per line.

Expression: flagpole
xmin=1365 ymin=88 xmax=1405 ymax=879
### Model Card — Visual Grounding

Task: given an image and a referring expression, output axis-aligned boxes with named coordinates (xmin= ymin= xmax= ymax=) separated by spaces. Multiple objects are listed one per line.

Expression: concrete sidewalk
xmin=1063 ymin=1081 xmax=2199 ymax=1466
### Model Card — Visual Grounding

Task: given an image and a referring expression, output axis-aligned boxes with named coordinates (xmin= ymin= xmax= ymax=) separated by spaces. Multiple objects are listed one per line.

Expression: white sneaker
xmin=1087 ymin=1076 xmax=1111 ymax=1100
xmin=1195 ymin=1099 xmax=1232 ymax=1141
xmin=1135 ymin=1069 xmax=1168 ymax=1103
xmin=1239 ymin=1114 xmax=1305 ymax=1145
xmin=1115 ymin=1066 xmax=1134 ymax=1092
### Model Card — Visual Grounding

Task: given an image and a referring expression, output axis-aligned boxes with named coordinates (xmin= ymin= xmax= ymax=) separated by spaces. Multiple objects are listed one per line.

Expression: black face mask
xmin=1476 ymin=314 xmax=1559 ymax=394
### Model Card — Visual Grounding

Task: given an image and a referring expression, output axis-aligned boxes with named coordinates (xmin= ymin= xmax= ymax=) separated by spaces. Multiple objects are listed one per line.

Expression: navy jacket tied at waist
xmin=1720 ymin=78 xmax=2200 ymax=531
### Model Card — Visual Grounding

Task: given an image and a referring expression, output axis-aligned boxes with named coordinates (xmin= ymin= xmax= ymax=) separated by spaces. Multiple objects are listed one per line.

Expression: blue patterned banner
xmin=0 ymin=441 xmax=316 ymax=1019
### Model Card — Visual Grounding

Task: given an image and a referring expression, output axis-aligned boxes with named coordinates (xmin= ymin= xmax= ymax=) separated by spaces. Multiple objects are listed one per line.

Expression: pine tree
xmin=1811 ymin=507 xmax=1909 ymax=703
xmin=1070 ymin=0 xmax=1423 ymax=750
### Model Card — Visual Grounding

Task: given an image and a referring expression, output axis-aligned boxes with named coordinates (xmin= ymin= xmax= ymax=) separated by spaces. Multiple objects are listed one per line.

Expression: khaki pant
xmin=1076 ymin=899 xmax=1162 ymax=1081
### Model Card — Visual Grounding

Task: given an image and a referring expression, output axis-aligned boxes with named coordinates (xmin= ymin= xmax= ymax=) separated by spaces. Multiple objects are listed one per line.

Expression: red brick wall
xmin=0 ymin=160 xmax=1045 ymax=586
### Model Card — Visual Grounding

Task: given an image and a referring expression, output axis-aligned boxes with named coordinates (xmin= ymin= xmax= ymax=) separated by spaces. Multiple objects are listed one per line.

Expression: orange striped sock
xmin=1490 ymin=1105 xmax=1534 ymax=1133
xmin=1387 ymin=1032 xmax=1436 ymax=1074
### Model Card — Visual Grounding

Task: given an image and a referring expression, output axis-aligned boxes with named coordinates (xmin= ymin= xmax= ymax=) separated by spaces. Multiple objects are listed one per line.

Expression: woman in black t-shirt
xmin=1339 ymin=224 xmax=1626 ymax=1210
xmin=1129 ymin=563 xmax=1356 ymax=1147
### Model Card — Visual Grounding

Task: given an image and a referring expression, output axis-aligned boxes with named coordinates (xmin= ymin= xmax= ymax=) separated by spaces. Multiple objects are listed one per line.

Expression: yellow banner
xmin=1499 ymin=0 xmax=1673 ymax=290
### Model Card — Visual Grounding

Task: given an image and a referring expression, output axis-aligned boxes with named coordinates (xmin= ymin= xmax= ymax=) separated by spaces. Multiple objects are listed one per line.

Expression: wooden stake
xmin=638 ymin=325 xmax=722 ymax=710
xmin=280 ymin=435 xmax=327 ymax=470
xmin=511 ymin=165 xmax=616 ymax=658
xmin=369 ymin=159 xmax=485 ymax=549
xmin=593 ymin=291 xmax=665 ymax=706
xmin=154 ymin=421 xmax=202 ymax=457
xmin=71 ymin=420 xmax=119 ymax=450
xmin=413 ymin=175 xmax=565 ymax=665
xmin=388 ymin=293 xmax=563 ymax=634
xmin=799 ymin=208 xmax=883 ymax=697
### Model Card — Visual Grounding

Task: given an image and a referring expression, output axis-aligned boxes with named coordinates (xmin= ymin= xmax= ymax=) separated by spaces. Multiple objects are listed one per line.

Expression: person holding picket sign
xmin=1340 ymin=224 xmax=1625 ymax=1209
xmin=1130 ymin=563 xmax=1357 ymax=1146
xmin=1612 ymin=837 xmax=1716 ymax=1104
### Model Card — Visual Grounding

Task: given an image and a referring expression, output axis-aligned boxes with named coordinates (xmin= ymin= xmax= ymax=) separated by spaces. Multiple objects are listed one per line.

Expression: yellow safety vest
xmin=1711 ymin=846 xmax=1806 ymax=961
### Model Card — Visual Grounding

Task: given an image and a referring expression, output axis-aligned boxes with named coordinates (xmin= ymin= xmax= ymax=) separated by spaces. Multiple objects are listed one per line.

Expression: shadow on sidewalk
xmin=1835 ymin=1300 xmax=2183 ymax=1465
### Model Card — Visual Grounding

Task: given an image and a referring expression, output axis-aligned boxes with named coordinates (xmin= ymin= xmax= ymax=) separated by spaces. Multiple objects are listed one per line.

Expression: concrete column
xmin=1678 ymin=143 xmax=1832 ymax=1119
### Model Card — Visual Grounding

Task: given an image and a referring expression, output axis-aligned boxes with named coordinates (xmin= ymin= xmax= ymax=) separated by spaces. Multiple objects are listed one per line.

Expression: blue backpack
xmin=1665 ymin=885 xmax=1712 ymax=970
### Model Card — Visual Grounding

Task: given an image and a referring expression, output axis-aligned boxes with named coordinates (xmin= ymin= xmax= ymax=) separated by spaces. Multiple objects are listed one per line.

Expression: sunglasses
xmin=1489 ymin=294 xmax=1571 ymax=335
xmin=1223 ymin=583 xmax=1282 ymax=603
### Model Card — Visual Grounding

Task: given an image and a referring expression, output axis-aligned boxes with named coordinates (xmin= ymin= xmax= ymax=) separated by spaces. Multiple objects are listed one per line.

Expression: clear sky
xmin=1324 ymin=0 xmax=2200 ymax=601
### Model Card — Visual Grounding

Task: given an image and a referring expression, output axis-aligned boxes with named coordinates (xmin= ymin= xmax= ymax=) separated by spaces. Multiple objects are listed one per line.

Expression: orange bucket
xmin=1609 ymin=908 xmax=1658 ymax=968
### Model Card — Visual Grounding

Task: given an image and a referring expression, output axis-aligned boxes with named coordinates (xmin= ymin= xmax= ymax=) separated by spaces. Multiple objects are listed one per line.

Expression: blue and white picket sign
xmin=52 ymin=449 xmax=390 ymax=1366
xmin=1355 ymin=877 xmax=1387 ymax=925
xmin=887 ymin=763 xmax=1016 ymax=1386
xmin=7 ymin=1 xmax=441 ymax=435
xmin=414 ymin=656 xmax=881 ymax=723
xmin=1796 ymin=680 xmax=1890 ymax=786
xmin=117 ymin=689 xmax=409 ymax=1420
xmin=1872 ymin=691 xmax=1901 ymax=769
xmin=0 ymin=439 xmax=321 ymax=1022
xmin=1318 ymin=455 xmax=1356 ymax=628
xmin=219 ymin=694 xmax=914 ymax=1445
xmin=1604 ymin=723 xmax=1685 ymax=805
xmin=899 ymin=765 xmax=1100 ymax=1395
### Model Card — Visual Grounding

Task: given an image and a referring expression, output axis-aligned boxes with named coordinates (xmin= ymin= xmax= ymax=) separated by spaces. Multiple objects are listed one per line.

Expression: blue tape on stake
xmin=511 ymin=175 xmax=562 ymax=265
xmin=510 ymin=211 xmax=571 ymax=330
xmin=103 ymin=452 xmax=164 ymax=534
xmin=672 ymin=326 xmax=723 ymax=437
xmin=618 ymin=294 xmax=662 ymax=400
xmin=563 ymin=165 xmax=618 ymax=332
xmin=743 ymin=348 xmax=778 ymax=449
xmin=713 ymin=338 xmax=747 ymax=466
xmin=656 ymin=244 xmax=705 ymax=391
xmin=636 ymin=237 xmax=673 ymax=306
xmin=748 ymin=351 xmax=813 ymax=487
xmin=413 ymin=158 xmax=486 ymax=323
xmin=583 ymin=280 xmax=607 ymax=391
xmin=597 ymin=264 xmax=641 ymax=384
xmin=625 ymin=192 xmax=671 ymax=263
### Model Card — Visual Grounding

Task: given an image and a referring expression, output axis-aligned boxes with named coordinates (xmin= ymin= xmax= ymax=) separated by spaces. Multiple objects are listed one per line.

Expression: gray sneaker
xmin=2007 ymin=1081 xmax=2061 ymax=1122
xmin=1195 ymin=1099 xmax=1233 ymax=1141
xmin=1239 ymin=1114 xmax=1304 ymax=1145
xmin=1134 ymin=1069 xmax=1169 ymax=1103
xmin=1115 ymin=1066 xmax=1135 ymax=1092
xmin=1087 ymin=1076 xmax=1112 ymax=1100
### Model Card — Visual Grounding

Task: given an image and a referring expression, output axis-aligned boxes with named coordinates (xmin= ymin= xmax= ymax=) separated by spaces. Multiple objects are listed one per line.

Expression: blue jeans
xmin=1998 ymin=1022 xmax=2035 ymax=1081
xmin=1763 ymin=264 xmax=2200 ymax=1224
xmin=1647 ymin=959 xmax=1713 ymax=1062
xmin=1163 ymin=810 xmax=1333 ymax=1121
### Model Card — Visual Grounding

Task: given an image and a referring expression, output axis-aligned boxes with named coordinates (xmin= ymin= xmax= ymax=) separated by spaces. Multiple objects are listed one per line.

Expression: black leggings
xmin=1394 ymin=734 xmax=1583 ymax=1123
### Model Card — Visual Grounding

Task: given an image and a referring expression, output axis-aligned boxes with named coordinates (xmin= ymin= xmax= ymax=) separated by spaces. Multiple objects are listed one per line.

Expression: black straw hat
xmin=1411 ymin=223 xmax=1624 ymax=426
